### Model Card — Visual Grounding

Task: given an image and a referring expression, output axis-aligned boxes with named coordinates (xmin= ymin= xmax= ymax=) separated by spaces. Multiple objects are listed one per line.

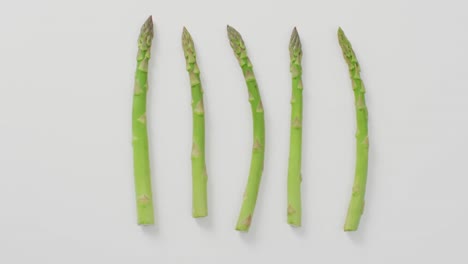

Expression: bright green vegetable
xmin=132 ymin=16 xmax=155 ymax=225
xmin=227 ymin=25 xmax=265 ymax=232
xmin=182 ymin=27 xmax=208 ymax=218
xmin=338 ymin=28 xmax=370 ymax=232
xmin=287 ymin=28 xmax=303 ymax=227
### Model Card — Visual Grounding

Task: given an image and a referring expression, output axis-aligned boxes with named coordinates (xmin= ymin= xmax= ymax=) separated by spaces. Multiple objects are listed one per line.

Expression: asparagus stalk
xmin=182 ymin=28 xmax=208 ymax=218
xmin=227 ymin=26 xmax=266 ymax=232
xmin=338 ymin=28 xmax=370 ymax=231
xmin=132 ymin=16 xmax=155 ymax=225
xmin=287 ymin=28 xmax=303 ymax=227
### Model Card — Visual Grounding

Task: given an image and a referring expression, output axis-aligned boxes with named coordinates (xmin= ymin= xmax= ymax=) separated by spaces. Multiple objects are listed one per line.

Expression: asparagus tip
xmin=182 ymin=26 xmax=191 ymax=40
xmin=337 ymin=27 xmax=348 ymax=43
xmin=140 ymin=15 xmax=153 ymax=36
xmin=338 ymin=27 xmax=355 ymax=60
xmin=227 ymin=25 xmax=241 ymax=41
xmin=227 ymin=25 xmax=245 ymax=56
xmin=181 ymin=26 xmax=194 ymax=54
xmin=144 ymin=15 xmax=153 ymax=26
xmin=289 ymin=27 xmax=302 ymax=58
xmin=138 ymin=15 xmax=154 ymax=51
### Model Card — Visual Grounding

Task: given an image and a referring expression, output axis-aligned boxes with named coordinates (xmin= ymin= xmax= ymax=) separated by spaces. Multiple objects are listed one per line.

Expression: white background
xmin=0 ymin=0 xmax=466 ymax=263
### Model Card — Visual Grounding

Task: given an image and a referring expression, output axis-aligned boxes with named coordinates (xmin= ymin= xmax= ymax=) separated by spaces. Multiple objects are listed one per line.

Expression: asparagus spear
xmin=182 ymin=27 xmax=208 ymax=218
xmin=227 ymin=26 xmax=266 ymax=232
xmin=338 ymin=28 xmax=370 ymax=231
xmin=287 ymin=28 xmax=303 ymax=227
xmin=132 ymin=16 xmax=155 ymax=225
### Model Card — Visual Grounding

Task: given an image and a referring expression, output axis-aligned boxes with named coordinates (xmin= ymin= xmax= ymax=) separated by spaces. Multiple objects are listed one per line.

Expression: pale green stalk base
xmin=287 ymin=28 xmax=303 ymax=227
xmin=228 ymin=26 xmax=265 ymax=232
xmin=182 ymin=28 xmax=208 ymax=218
xmin=338 ymin=28 xmax=370 ymax=232
xmin=132 ymin=16 xmax=155 ymax=225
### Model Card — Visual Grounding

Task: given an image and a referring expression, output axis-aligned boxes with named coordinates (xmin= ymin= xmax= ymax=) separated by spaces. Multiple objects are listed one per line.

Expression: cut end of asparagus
xmin=192 ymin=211 xmax=208 ymax=218
xmin=235 ymin=225 xmax=250 ymax=232
xmin=227 ymin=25 xmax=246 ymax=59
xmin=344 ymin=202 xmax=363 ymax=232
xmin=289 ymin=27 xmax=302 ymax=62
xmin=136 ymin=206 xmax=155 ymax=226
xmin=235 ymin=214 xmax=252 ymax=232
xmin=138 ymin=222 xmax=154 ymax=226
xmin=344 ymin=221 xmax=359 ymax=232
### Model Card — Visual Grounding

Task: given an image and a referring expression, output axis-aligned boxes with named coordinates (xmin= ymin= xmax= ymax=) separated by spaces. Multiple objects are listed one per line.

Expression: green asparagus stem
xmin=132 ymin=16 xmax=155 ymax=225
xmin=287 ymin=28 xmax=303 ymax=227
xmin=338 ymin=28 xmax=369 ymax=231
xmin=227 ymin=26 xmax=266 ymax=232
xmin=182 ymin=28 xmax=208 ymax=218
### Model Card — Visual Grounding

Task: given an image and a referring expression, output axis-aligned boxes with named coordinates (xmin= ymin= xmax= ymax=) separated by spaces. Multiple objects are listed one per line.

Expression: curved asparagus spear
xmin=287 ymin=28 xmax=303 ymax=227
xmin=132 ymin=16 xmax=155 ymax=225
xmin=227 ymin=26 xmax=265 ymax=232
xmin=338 ymin=28 xmax=369 ymax=231
xmin=182 ymin=28 xmax=208 ymax=218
